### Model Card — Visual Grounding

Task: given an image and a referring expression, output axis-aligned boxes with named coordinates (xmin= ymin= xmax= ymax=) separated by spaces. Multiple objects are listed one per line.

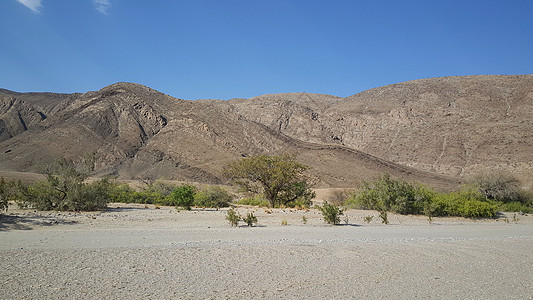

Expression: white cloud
xmin=16 ymin=0 xmax=42 ymax=13
xmin=93 ymin=0 xmax=111 ymax=15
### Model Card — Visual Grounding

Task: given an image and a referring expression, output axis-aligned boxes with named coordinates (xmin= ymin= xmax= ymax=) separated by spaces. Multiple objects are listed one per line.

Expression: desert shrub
xmin=170 ymin=184 xmax=196 ymax=210
xmin=226 ymin=208 xmax=240 ymax=227
xmin=363 ymin=215 xmax=374 ymax=223
xmin=379 ymin=210 xmax=389 ymax=224
xmin=317 ymin=201 xmax=344 ymax=225
xmin=428 ymin=187 xmax=497 ymax=218
xmin=137 ymin=181 xmax=176 ymax=205
xmin=14 ymin=160 xmax=112 ymax=211
xmin=345 ymin=174 xmax=432 ymax=215
xmin=235 ymin=194 xmax=270 ymax=207
xmin=469 ymin=174 xmax=527 ymax=203
xmin=0 ymin=177 xmax=20 ymax=212
xmin=242 ymin=212 xmax=258 ymax=226
xmin=108 ymin=183 xmax=143 ymax=203
xmin=194 ymin=186 xmax=231 ymax=208
xmin=19 ymin=178 xmax=112 ymax=211
xmin=496 ymin=202 xmax=530 ymax=213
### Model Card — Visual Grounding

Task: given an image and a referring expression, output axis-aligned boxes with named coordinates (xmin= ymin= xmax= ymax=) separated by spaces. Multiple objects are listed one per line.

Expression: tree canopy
xmin=223 ymin=154 xmax=315 ymax=207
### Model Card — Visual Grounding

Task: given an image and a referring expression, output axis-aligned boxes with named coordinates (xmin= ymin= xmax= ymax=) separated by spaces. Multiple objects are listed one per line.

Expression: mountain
xmin=1 ymin=75 xmax=531 ymax=190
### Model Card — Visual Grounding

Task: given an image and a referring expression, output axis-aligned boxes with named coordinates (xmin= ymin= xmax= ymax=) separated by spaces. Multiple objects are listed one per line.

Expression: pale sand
xmin=1 ymin=204 xmax=532 ymax=299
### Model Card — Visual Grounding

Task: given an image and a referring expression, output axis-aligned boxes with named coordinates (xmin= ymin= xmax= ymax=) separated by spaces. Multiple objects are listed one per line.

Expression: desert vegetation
xmin=317 ymin=201 xmax=344 ymax=225
xmin=2 ymin=153 xmax=530 ymax=225
xmin=344 ymin=173 xmax=532 ymax=219
xmin=223 ymin=154 xmax=315 ymax=208
xmin=0 ymin=159 xmax=232 ymax=212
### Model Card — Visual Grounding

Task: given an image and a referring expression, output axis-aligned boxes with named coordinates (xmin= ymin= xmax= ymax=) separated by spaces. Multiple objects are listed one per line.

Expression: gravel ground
xmin=1 ymin=204 xmax=532 ymax=299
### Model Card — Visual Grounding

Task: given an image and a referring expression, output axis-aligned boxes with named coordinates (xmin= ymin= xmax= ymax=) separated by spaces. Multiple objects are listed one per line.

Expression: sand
xmin=1 ymin=204 xmax=532 ymax=299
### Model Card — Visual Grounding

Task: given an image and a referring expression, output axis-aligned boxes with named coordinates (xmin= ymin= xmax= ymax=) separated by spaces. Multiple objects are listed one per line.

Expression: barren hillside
xmin=1 ymin=75 xmax=531 ymax=189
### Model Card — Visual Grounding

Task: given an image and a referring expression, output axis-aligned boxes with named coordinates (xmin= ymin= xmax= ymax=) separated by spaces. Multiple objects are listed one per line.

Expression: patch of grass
xmin=234 ymin=194 xmax=269 ymax=207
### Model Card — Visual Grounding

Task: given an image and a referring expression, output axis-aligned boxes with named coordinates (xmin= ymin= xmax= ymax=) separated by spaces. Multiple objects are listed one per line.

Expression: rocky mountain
xmin=1 ymin=75 xmax=531 ymax=190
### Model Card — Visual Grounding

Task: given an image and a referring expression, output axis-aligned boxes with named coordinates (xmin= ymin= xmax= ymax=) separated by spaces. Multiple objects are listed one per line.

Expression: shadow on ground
xmin=0 ymin=214 xmax=78 ymax=231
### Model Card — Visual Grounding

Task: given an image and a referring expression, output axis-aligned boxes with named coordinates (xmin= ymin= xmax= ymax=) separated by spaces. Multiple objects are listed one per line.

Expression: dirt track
xmin=1 ymin=204 xmax=532 ymax=299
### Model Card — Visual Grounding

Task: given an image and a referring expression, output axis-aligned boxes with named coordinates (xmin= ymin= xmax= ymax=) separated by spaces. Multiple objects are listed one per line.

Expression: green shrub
xmin=108 ymin=184 xmax=143 ymax=203
xmin=0 ymin=177 xmax=20 ymax=212
xmin=497 ymin=201 xmax=530 ymax=213
xmin=379 ymin=210 xmax=389 ymax=224
xmin=136 ymin=181 xmax=176 ymax=205
xmin=226 ymin=208 xmax=240 ymax=227
xmin=317 ymin=201 xmax=344 ymax=225
xmin=194 ymin=186 xmax=231 ymax=208
xmin=242 ymin=212 xmax=258 ymax=226
xmin=13 ymin=160 xmax=113 ymax=211
xmin=345 ymin=174 xmax=431 ymax=215
xmin=429 ymin=187 xmax=497 ymax=218
xmin=235 ymin=194 xmax=270 ymax=207
xmin=170 ymin=184 xmax=196 ymax=210
xmin=18 ymin=178 xmax=112 ymax=211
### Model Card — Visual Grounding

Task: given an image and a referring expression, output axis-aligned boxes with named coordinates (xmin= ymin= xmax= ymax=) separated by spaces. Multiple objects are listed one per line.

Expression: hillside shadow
xmin=0 ymin=214 xmax=78 ymax=231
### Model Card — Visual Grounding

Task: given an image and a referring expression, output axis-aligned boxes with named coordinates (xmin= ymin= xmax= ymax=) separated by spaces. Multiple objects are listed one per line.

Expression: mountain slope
xmin=227 ymin=75 xmax=533 ymax=186
xmin=1 ymin=75 xmax=531 ymax=189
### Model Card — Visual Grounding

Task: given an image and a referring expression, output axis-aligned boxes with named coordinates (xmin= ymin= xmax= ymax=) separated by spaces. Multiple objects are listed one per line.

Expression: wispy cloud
xmin=93 ymin=0 xmax=111 ymax=15
xmin=16 ymin=0 xmax=42 ymax=13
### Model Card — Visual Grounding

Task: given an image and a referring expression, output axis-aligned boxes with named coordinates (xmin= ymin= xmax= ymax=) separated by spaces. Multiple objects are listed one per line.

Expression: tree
xmin=170 ymin=184 xmax=196 ymax=210
xmin=223 ymin=154 xmax=315 ymax=207
xmin=470 ymin=174 xmax=526 ymax=203
xmin=17 ymin=158 xmax=110 ymax=211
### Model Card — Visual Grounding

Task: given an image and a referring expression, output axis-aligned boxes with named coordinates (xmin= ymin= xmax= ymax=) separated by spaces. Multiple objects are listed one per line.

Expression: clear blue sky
xmin=1 ymin=0 xmax=532 ymax=100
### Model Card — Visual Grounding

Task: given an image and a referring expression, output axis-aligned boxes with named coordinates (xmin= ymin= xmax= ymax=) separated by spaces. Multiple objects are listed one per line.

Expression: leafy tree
xmin=170 ymin=184 xmax=196 ymax=210
xmin=16 ymin=159 xmax=110 ymax=211
xmin=223 ymin=154 xmax=315 ymax=207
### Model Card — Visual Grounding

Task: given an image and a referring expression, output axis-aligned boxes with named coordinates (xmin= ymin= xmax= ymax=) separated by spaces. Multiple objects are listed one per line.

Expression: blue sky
xmin=1 ymin=0 xmax=532 ymax=100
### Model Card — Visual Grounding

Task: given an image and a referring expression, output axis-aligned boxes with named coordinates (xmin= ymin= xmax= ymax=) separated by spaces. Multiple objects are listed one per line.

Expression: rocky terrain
xmin=1 ymin=75 xmax=532 ymax=190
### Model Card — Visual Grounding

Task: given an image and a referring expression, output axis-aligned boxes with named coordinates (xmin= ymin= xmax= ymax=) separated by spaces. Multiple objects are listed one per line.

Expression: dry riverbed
xmin=1 ymin=203 xmax=532 ymax=299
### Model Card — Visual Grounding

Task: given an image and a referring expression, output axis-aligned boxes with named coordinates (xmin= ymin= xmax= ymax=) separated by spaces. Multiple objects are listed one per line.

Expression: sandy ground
xmin=1 ymin=203 xmax=532 ymax=299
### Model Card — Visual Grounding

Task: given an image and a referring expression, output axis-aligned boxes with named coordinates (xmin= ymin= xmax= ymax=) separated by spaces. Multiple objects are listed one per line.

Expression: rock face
xmin=0 ymin=75 xmax=531 ymax=190
xmin=226 ymin=75 xmax=533 ymax=187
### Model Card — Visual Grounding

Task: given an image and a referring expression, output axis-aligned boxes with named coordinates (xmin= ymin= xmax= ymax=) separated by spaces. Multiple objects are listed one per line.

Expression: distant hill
xmin=1 ymin=75 xmax=532 ymax=190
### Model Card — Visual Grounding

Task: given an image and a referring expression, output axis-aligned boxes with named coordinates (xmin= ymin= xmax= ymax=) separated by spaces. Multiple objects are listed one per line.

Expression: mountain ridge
xmin=1 ymin=75 xmax=531 ymax=190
